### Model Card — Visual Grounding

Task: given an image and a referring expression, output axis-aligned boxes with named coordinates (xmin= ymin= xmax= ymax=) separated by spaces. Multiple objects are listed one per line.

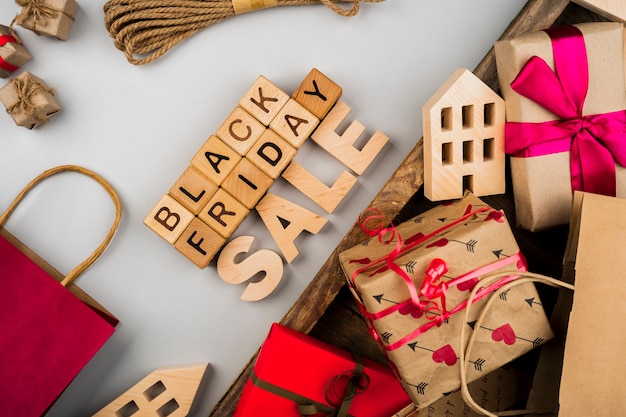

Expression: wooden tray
xmin=209 ymin=1 xmax=609 ymax=414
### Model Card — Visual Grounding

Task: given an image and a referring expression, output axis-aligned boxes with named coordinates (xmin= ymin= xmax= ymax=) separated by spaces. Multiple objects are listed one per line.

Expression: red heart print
xmin=484 ymin=210 xmax=504 ymax=223
xmin=457 ymin=277 xmax=479 ymax=292
xmin=349 ymin=257 xmax=372 ymax=265
xmin=398 ymin=303 xmax=423 ymax=318
xmin=426 ymin=238 xmax=448 ymax=248
xmin=492 ymin=323 xmax=516 ymax=345
xmin=432 ymin=344 xmax=457 ymax=366
xmin=405 ymin=232 xmax=425 ymax=245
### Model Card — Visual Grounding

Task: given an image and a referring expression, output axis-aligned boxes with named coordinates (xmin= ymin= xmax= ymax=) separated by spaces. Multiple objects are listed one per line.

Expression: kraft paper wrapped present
xmin=0 ymin=25 xmax=31 ymax=78
xmin=494 ymin=22 xmax=626 ymax=231
xmin=0 ymin=71 xmax=61 ymax=129
xmin=339 ymin=192 xmax=553 ymax=409
xmin=14 ymin=0 xmax=78 ymax=40
xmin=233 ymin=323 xmax=412 ymax=417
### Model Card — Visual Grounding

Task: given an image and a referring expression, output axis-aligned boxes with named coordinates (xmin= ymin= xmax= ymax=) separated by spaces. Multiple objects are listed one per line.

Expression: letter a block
xmin=175 ymin=218 xmax=226 ymax=268
xmin=239 ymin=75 xmax=290 ymax=126
xmin=292 ymin=68 xmax=342 ymax=119
xmin=198 ymin=188 xmax=249 ymax=238
xmin=191 ymin=135 xmax=241 ymax=185
xmin=269 ymin=99 xmax=319 ymax=149
xmin=144 ymin=194 xmax=194 ymax=244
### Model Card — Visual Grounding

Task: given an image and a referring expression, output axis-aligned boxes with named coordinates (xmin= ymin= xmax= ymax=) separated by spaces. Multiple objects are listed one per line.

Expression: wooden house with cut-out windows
xmin=423 ymin=67 xmax=505 ymax=201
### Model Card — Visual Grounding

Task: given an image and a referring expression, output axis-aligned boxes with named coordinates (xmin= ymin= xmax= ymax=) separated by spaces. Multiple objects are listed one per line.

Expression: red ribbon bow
xmin=505 ymin=25 xmax=626 ymax=196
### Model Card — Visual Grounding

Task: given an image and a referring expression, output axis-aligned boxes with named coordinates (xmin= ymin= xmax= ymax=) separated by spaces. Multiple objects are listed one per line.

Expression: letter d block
xmin=246 ymin=129 xmax=297 ymax=179
xmin=174 ymin=218 xmax=226 ymax=268
xmin=198 ymin=188 xmax=250 ymax=238
xmin=144 ymin=194 xmax=194 ymax=244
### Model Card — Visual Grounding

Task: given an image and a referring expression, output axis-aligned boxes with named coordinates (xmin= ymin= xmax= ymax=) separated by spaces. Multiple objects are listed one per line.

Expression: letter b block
xmin=144 ymin=194 xmax=194 ymax=244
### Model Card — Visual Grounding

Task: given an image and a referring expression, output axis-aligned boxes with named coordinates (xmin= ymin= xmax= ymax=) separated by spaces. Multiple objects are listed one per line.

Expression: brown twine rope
xmin=103 ymin=0 xmax=385 ymax=65
xmin=0 ymin=165 xmax=123 ymax=287
xmin=6 ymin=75 xmax=55 ymax=124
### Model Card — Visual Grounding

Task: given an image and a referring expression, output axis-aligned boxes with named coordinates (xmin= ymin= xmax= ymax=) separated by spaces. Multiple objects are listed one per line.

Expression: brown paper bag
xmin=339 ymin=192 xmax=553 ymax=408
xmin=494 ymin=22 xmax=626 ymax=231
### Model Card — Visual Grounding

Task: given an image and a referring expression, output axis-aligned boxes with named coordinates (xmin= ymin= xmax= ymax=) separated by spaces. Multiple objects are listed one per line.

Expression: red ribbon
xmin=0 ymin=34 xmax=20 ymax=72
xmin=505 ymin=25 xmax=626 ymax=196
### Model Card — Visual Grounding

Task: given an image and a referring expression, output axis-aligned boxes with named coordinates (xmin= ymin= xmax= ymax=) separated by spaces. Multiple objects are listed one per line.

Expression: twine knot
xmin=7 ymin=76 xmax=55 ymax=124
xmin=15 ymin=0 xmax=58 ymax=27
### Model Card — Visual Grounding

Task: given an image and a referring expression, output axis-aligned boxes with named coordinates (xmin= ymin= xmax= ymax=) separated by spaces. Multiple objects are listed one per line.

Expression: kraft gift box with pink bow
xmin=494 ymin=22 xmax=626 ymax=232
xmin=338 ymin=192 xmax=553 ymax=409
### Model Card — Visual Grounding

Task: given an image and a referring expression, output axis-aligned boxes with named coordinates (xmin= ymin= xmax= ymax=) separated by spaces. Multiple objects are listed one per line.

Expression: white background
xmin=0 ymin=1 xmax=527 ymax=416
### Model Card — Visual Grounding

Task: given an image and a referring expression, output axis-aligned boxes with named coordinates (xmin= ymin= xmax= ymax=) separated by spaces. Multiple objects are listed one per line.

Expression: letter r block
xmin=174 ymin=218 xmax=226 ymax=268
xmin=292 ymin=68 xmax=342 ymax=119
xmin=144 ymin=194 xmax=194 ymax=244
xmin=198 ymin=188 xmax=250 ymax=238
xmin=216 ymin=106 xmax=266 ymax=156
xmin=239 ymin=75 xmax=290 ymax=126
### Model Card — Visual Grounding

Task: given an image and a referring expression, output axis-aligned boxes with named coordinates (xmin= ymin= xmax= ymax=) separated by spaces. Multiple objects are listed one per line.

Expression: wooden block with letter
xmin=198 ymin=188 xmax=250 ymax=238
xmin=292 ymin=68 xmax=342 ymax=119
xmin=169 ymin=166 xmax=218 ymax=214
xmin=216 ymin=107 xmax=266 ymax=156
xmin=191 ymin=135 xmax=241 ymax=185
xmin=92 ymin=363 xmax=209 ymax=417
xmin=221 ymin=158 xmax=274 ymax=209
xmin=572 ymin=0 xmax=626 ymax=22
xmin=238 ymin=75 xmax=290 ymax=126
xmin=311 ymin=101 xmax=388 ymax=175
xmin=144 ymin=194 xmax=194 ymax=244
xmin=269 ymin=98 xmax=320 ymax=149
xmin=422 ymin=67 xmax=505 ymax=201
xmin=174 ymin=218 xmax=226 ymax=268
xmin=246 ymin=129 xmax=297 ymax=179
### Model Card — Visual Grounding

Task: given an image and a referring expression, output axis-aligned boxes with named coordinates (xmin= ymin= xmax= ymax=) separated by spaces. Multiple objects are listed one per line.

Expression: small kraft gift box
xmin=0 ymin=165 xmax=121 ymax=417
xmin=0 ymin=24 xmax=32 ymax=78
xmin=494 ymin=22 xmax=626 ymax=232
xmin=0 ymin=71 xmax=61 ymax=129
xmin=339 ymin=192 xmax=553 ymax=409
xmin=233 ymin=322 xmax=413 ymax=417
xmin=14 ymin=0 xmax=79 ymax=41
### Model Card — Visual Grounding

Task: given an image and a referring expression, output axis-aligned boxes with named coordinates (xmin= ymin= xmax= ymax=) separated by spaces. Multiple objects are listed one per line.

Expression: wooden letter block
xmin=144 ymin=194 xmax=194 ymax=244
xmin=269 ymin=98 xmax=320 ymax=149
xmin=169 ymin=166 xmax=218 ymax=214
xmin=311 ymin=101 xmax=388 ymax=175
xmin=174 ymin=218 xmax=226 ymax=268
xmin=198 ymin=188 xmax=249 ymax=238
xmin=216 ymin=106 xmax=266 ymax=156
xmin=292 ymin=68 xmax=342 ymax=119
xmin=238 ymin=75 xmax=290 ymax=126
xmin=281 ymin=161 xmax=357 ymax=214
xmin=217 ymin=235 xmax=284 ymax=301
xmin=256 ymin=193 xmax=328 ymax=263
xmin=191 ymin=135 xmax=241 ymax=185
xmin=93 ymin=363 xmax=209 ymax=417
xmin=246 ymin=129 xmax=297 ymax=179
xmin=221 ymin=158 xmax=274 ymax=209
xmin=572 ymin=0 xmax=626 ymax=22
xmin=422 ymin=68 xmax=505 ymax=201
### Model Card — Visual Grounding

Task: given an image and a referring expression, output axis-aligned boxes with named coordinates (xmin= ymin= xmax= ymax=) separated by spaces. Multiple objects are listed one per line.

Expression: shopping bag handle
xmin=459 ymin=271 xmax=575 ymax=417
xmin=0 ymin=165 xmax=122 ymax=287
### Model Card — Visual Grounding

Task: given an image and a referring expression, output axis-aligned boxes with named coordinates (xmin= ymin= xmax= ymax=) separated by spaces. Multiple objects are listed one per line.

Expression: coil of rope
xmin=103 ymin=0 xmax=385 ymax=65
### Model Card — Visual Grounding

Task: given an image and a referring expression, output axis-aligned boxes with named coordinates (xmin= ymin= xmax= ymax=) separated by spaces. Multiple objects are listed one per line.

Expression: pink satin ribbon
xmin=505 ymin=25 xmax=626 ymax=196
xmin=0 ymin=35 xmax=20 ymax=72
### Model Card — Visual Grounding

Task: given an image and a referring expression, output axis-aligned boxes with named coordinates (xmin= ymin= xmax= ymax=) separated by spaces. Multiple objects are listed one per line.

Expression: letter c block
xmin=216 ymin=106 xmax=266 ymax=156
xmin=144 ymin=194 xmax=194 ymax=244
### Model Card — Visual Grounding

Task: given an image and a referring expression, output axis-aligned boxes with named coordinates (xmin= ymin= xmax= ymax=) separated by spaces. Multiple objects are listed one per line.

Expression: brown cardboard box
xmin=557 ymin=192 xmax=626 ymax=416
xmin=15 ymin=0 xmax=78 ymax=41
xmin=494 ymin=22 xmax=626 ymax=231
xmin=0 ymin=71 xmax=61 ymax=129
xmin=0 ymin=25 xmax=31 ymax=78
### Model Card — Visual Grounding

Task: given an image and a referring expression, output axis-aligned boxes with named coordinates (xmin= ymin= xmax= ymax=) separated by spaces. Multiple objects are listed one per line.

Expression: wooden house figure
xmin=93 ymin=363 xmax=209 ymax=417
xmin=423 ymin=67 xmax=505 ymax=201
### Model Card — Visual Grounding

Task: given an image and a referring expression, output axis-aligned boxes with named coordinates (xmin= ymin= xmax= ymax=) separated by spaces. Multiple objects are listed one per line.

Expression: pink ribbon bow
xmin=505 ymin=25 xmax=626 ymax=196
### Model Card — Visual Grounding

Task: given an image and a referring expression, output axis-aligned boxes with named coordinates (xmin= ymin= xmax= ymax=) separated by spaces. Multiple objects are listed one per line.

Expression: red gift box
xmin=234 ymin=323 xmax=412 ymax=416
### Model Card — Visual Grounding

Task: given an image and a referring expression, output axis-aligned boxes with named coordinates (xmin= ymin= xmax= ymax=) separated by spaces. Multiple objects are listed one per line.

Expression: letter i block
xmin=292 ymin=68 xmax=343 ymax=119
xmin=216 ymin=107 xmax=266 ymax=156
xmin=144 ymin=194 xmax=194 ymax=244
xmin=191 ymin=135 xmax=241 ymax=185
xmin=246 ymin=129 xmax=297 ymax=179
xmin=198 ymin=188 xmax=250 ymax=238
xmin=239 ymin=75 xmax=290 ymax=126
xmin=270 ymin=99 xmax=320 ymax=149
xmin=174 ymin=218 xmax=226 ymax=268
xmin=169 ymin=165 xmax=218 ymax=214
xmin=221 ymin=158 xmax=274 ymax=209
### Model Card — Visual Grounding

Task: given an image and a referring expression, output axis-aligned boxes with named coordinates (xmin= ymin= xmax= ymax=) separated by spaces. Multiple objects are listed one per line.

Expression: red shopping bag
xmin=0 ymin=165 xmax=122 ymax=417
